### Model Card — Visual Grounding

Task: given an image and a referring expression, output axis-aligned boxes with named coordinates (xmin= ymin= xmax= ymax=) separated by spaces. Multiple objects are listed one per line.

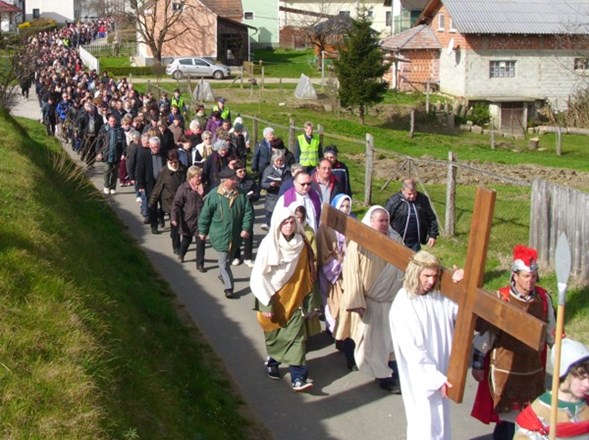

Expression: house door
xmin=500 ymin=103 xmax=524 ymax=134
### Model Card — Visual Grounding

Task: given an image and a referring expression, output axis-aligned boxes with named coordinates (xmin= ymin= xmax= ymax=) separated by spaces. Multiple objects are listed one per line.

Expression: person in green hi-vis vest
xmin=212 ymin=96 xmax=231 ymax=123
xmin=294 ymin=121 xmax=322 ymax=172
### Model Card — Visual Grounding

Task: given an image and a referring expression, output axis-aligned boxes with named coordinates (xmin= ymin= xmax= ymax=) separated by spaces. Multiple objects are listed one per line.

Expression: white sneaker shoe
xmin=231 ymin=258 xmax=241 ymax=266
xmin=260 ymin=224 xmax=269 ymax=231
xmin=136 ymin=196 xmax=142 ymax=203
xmin=103 ymin=187 xmax=109 ymax=195
xmin=244 ymin=259 xmax=254 ymax=268
xmin=110 ymin=189 xmax=116 ymax=195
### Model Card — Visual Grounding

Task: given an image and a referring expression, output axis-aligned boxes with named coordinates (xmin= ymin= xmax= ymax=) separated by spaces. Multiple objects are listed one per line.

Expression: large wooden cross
xmin=320 ymin=187 xmax=547 ymax=403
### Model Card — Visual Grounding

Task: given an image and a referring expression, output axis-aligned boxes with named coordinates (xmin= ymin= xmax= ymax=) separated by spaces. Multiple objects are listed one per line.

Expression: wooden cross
xmin=320 ymin=187 xmax=547 ymax=403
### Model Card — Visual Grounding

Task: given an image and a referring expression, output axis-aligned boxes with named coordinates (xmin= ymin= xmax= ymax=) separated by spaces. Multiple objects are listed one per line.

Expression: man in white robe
xmin=389 ymin=250 xmax=462 ymax=440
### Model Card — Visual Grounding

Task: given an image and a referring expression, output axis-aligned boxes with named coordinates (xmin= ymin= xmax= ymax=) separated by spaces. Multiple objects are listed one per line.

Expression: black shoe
xmin=347 ymin=359 xmax=358 ymax=372
xmin=173 ymin=248 xmax=179 ymax=255
xmin=379 ymin=378 xmax=401 ymax=394
xmin=196 ymin=265 xmax=207 ymax=273
xmin=224 ymin=289 xmax=234 ymax=298
xmin=151 ymin=225 xmax=159 ymax=235
xmin=266 ymin=364 xmax=280 ymax=380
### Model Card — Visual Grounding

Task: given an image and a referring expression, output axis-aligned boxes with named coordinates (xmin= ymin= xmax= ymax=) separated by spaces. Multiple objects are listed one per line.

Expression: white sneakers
xmin=103 ymin=187 xmax=109 ymax=195
xmin=244 ymin=259 xmax=254 ymax=268
xmin=110 ymin=189 xmax=116 ymax=195
xmin=231 ymin=258 xmax=241 ymax=266
xmin=260 ymin=224 xmax=269 ymax=231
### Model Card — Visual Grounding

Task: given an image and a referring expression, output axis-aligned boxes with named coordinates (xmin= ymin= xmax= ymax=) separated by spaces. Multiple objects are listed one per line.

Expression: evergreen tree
xmin=334 ymin=9 xmax=390 ymax=124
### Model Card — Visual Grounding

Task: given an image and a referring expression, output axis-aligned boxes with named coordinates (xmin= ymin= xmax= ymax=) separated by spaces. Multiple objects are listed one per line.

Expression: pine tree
xmin=334 ymin=9 xmax=390 ymax=124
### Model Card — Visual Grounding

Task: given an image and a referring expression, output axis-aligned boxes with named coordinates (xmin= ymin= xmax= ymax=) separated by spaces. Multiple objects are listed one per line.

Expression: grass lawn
xmin=250 ymin=48 xmax=320 ymax=78
xmin=0 ymin=113 xmax=267 ymax=439
xmin=98 ymin=56 xmax=132 ymax=69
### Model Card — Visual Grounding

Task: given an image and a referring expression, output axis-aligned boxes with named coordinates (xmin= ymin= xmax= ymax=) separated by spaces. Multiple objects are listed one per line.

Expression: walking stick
xmin=549 ymin=233 xmax=572 ymax=440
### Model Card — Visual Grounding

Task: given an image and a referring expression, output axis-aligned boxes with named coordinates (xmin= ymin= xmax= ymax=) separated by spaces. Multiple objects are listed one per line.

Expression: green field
xmin=0 ymin=113 xmax=266 ymax=438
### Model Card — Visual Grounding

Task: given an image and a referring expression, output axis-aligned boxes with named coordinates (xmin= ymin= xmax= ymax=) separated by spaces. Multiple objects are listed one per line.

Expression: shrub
xmin=105 ymin=66 xmax=161 ymax=77
xmin=469 ymin=102 xmax=491 ymax=126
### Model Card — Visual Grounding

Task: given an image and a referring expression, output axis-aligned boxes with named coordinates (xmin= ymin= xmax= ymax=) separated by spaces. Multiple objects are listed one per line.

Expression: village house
xmin=241 ymin=0 xmax=280 ymax=49
xmin=381 ymin=0 xmax=589 ymax=131
xmin=24 ymin=0 xmax=81 ymax=23
xmin=135 ymin=0 xmax=250 ymax=67
xmin=279 ymin=0 xmax=393 ymax=48
xmin=0 ymin=0 xmax=22 ymax=32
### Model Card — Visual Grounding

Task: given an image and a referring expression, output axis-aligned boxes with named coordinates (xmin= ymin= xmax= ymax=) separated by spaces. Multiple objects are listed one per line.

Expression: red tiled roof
xmin=381 ymin=24 xmax=441 ymax=50
xmin=199 ymin=0 xmax=243 ymax=21
xmin=0 ymin=1 xmax=21 ymax=13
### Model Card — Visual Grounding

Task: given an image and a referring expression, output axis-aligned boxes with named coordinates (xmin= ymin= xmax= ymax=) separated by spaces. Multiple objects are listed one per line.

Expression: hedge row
xmin=103 ymin=66 xmax=167 ymax=77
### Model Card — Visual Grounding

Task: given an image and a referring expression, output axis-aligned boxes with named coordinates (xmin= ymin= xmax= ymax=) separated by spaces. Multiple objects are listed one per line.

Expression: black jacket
xmin=384 ymin=191 xmax=439 ymax=245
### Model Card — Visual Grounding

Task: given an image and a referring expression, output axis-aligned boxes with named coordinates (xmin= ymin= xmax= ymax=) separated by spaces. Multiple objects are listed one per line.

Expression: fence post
xmin=556 ymin=127 xmax=562 ymax=156
xmin=425 ymin=82 xmax=430 ymax=114
xmin=490 ymin=127 xmax=496 ymax=149
xmin=318 ymin=124 xmax=324 ymax=150
xmin=252 ymin=116 xmax=259 ymax=147
xmin=409 ymin=110 xmax=415 ymax=138
xmin=364 ymin=133 xmax=374 ymax=206
xmin=261 ymin=66 xmax=265 ymax=90
xmin=288 ymin=117 xmax=296 ymax=150
xmin=445 ymin=151 xmax=457 ymax=237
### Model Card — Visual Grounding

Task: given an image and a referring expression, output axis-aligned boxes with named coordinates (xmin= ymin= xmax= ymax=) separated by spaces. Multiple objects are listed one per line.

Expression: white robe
xmin=389 ymin=287 xmax=458 ymax=440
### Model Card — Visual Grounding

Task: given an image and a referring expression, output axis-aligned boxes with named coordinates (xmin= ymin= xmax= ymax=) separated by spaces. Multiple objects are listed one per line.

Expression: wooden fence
xmin=530 ymin=178 xmax=588 ymax=283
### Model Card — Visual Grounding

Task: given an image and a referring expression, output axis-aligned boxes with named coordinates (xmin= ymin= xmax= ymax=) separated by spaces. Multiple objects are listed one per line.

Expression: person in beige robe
xmin=339 ymin=205 xmax=404 ymax=393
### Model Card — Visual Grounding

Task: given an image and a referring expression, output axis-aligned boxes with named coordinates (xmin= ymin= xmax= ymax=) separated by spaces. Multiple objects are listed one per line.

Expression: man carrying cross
xmin=389 ymin=250 xmax=464 ymax=440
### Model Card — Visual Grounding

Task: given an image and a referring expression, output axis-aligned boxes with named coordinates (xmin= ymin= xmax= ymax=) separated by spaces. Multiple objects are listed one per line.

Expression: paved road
xmin=13 ymin=94 xmax=493 ymax=440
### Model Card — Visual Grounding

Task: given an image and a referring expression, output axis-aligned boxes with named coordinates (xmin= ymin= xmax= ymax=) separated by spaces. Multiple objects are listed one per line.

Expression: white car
xmin=165 ymin=57 xmax=231 ymax=80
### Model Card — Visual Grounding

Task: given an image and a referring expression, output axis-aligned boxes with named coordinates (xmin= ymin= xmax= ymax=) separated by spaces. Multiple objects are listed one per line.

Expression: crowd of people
xmin=24 ymin=18 xmax=589 ymax=440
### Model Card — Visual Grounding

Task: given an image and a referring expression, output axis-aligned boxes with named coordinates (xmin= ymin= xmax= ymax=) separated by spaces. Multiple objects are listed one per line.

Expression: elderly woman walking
xmin=250 ymin=205 xmax=321 ymax=392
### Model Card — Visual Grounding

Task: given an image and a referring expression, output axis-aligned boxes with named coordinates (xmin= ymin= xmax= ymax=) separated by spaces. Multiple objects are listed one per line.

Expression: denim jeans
xmin=217 ymin=250 xmax=233 ymax=290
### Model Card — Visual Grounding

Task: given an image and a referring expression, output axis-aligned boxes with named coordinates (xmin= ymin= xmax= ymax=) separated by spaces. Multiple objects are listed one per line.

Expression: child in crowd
xmin=515 ymin=338 xmax=589 ymax=439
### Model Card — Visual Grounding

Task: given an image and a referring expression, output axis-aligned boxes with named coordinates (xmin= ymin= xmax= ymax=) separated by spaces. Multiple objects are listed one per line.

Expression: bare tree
xmin=282 ymin=1 xmax=350 ymax=57
xmin=2 ymin=44 xmax=32 ymax=112
xmin=124 ymin=0 xmax=206 ymax=66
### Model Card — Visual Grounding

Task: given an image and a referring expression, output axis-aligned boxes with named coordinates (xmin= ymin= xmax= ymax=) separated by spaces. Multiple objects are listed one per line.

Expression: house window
xmin=574 ymin=58 xmax=589 ymax=71
xmin=33 ymin=8 xmax=40 ymax=19
xmin=385 ymin=11 xmax=391 ymax=27
xmin=244 ymin=11 xmax=254 ymax=20
xmin=172 ymin=2 xmax=183 ymax=12
xmin=449 ymin=17 xmax=456 ymax=33
xmin=490 ymin=61 xmax=516 ymax=78
xmin=437 ymin=13 xmax=444 ymax=31
xmin=367 ymin=9 xmax=373 ymax=18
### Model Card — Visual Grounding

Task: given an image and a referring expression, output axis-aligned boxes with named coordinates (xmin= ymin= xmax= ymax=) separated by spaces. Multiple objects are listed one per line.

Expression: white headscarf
xmin=250 ymin=205 xmax=307 ymax=306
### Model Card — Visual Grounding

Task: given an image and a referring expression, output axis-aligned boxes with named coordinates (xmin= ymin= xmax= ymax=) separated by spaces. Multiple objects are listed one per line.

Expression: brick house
xmin=136 ymin=0 xmax=250 ymax=66
xmin=381 ymin=0 xmax=589 ymax=131
xmin=381 ymin=24 xmax=440 ymax=91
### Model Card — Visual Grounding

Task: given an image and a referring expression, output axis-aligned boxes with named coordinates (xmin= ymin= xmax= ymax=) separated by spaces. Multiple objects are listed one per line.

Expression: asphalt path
xmin=13 ymin=93 xmax=493 ymax=440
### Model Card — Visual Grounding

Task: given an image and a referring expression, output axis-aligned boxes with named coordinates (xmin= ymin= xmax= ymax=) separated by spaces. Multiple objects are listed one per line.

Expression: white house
xmin=25 ymin=0 xmax=82 ymax=23
xmin=0 ymin=0 xmax=23 ymax=31
xmin=280 ymin=0 xmax=392 ymax=36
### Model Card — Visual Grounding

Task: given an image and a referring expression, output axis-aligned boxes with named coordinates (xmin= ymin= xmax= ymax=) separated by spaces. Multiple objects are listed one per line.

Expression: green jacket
xmin=198 ymin=187 xmax=253 ymax=252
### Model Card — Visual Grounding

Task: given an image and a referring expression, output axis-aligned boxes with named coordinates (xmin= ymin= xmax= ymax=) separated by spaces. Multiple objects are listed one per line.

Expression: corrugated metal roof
xmin=381 ymin=24 xmax=442 ymax=50
xmin=444 ymin=0 xmax=589 ymax=34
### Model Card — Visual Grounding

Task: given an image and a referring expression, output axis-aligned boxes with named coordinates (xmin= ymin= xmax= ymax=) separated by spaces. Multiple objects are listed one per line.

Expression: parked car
xmin=165 ymin=57 xmax=231 ymax=80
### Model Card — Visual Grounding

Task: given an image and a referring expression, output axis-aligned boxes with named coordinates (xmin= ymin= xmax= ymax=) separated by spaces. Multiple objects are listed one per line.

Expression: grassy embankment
xmin=0 ymin=113 xmax=266 ymax=439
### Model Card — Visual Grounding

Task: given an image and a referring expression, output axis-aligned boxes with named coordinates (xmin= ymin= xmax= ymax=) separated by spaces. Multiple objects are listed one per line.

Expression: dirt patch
xmin=349 ymin=153 xmax=589 ymax=191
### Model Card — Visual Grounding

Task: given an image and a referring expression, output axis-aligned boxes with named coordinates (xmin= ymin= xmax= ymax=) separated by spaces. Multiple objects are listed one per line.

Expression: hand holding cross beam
xmin=320 ymin=187 xmax=547 ymax=403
